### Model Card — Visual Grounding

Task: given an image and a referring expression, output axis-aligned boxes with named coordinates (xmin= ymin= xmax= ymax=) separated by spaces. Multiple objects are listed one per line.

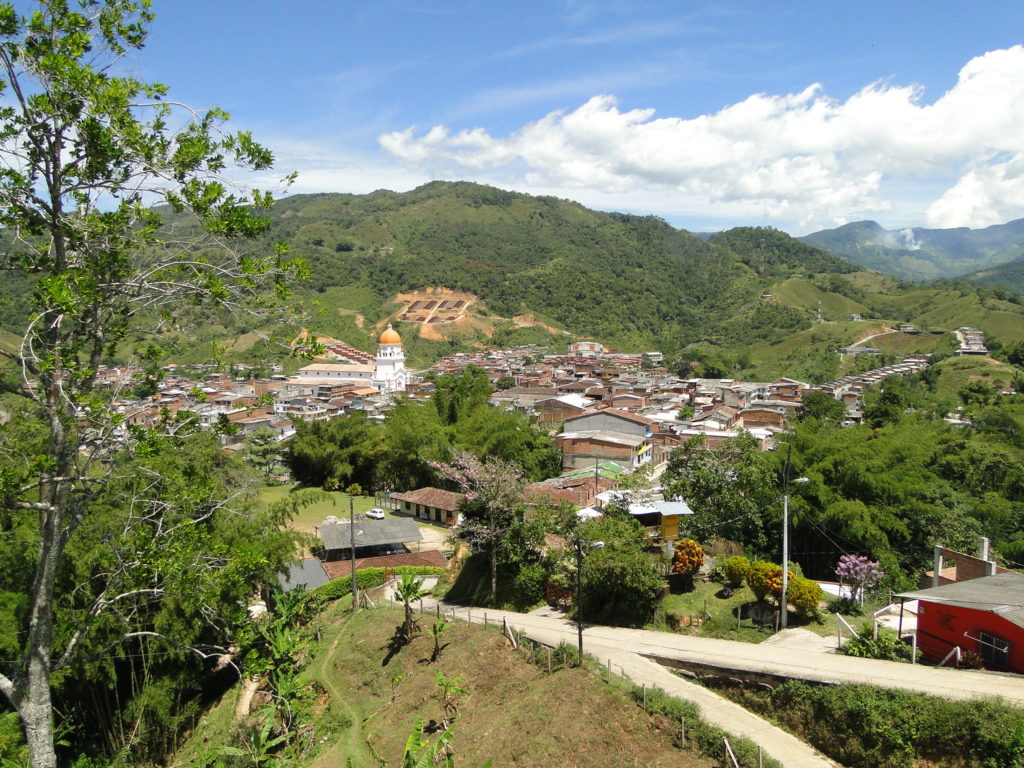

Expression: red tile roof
xmin=391 ymin=487 xmax=465 ymax=512
xmin=322 ymin=549 xmax=448 ymax=579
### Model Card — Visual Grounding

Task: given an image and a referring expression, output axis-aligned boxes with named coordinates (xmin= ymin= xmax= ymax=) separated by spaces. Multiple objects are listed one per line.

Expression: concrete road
xmin=417 ymin=599 xmax=1024 ymax=768
xmin=422 ymin=600 xmax=842 ymax=768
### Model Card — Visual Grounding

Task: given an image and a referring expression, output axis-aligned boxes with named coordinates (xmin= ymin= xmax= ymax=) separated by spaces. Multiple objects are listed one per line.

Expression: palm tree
xmin=395 ymin=573 xmax=428 ymax=640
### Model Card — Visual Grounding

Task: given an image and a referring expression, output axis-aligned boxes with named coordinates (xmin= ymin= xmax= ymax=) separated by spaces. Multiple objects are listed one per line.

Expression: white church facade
xmin=294 ymin=325 xmax=408 ymax=393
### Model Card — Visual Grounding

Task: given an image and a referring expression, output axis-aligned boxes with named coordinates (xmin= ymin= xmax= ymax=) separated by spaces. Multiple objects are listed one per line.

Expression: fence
xmin=365 ymin=593 xmax=781 ymax=768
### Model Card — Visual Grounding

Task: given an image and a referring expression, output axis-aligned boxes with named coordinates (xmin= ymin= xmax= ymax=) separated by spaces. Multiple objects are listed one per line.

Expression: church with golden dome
xmin=294 ymin=324 xmax=407 ymax=394
xmin=372 ymin=324 xmax=407 ymax=393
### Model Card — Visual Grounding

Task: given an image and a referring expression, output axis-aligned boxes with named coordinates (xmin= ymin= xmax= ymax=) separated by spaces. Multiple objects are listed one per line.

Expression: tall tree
xmin=0 ymin=4 xmax=302 ymax=766
xmin=662 ymin=431 xmax=779 ymax=551
xmin=431 ymin=451 xmax=525 ymax=604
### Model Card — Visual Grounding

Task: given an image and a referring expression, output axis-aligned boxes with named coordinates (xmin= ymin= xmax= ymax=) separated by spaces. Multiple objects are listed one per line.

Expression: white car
xmin=366 ymin=508 xmax=386 ymax=520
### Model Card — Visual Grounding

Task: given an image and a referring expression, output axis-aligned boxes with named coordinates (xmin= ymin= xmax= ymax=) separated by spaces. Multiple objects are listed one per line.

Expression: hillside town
xmin=105 ymin=326 xmax=934 ymax=477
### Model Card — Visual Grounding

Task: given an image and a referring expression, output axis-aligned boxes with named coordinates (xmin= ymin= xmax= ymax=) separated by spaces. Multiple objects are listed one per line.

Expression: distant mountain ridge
xmin=800 ymin=218 xmax=1024 ymax=281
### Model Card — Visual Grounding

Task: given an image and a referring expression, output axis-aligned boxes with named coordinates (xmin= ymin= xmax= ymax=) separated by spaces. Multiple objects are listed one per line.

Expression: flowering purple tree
xmin=430 ymin=452 xmax=525 ymax=603
xmin=835 ymin=554 xmax=885 ymax=603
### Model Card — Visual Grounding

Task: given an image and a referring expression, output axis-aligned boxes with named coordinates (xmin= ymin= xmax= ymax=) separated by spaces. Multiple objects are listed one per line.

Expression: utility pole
xmin=781 ymin=488 xmax=790 ymax=629
xmin=780 ymin=450 xmax=808 ymax=630
xmin=576 ymin=538 xmax=584 ymax=659
xmin=575 ymin=538 xmax=604 ymax=659
xmin=350 ymin=493 xmax=357 ymax=607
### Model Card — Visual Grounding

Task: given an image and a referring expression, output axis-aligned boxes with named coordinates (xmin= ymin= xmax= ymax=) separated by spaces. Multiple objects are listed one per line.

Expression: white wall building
xmin=294 ymin=325 xmax=407 ymax=394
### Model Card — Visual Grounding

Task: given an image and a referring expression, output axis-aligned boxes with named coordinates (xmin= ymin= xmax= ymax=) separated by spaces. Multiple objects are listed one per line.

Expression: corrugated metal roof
xmin=278 ymin=557 xmax=330 ymax=591
xmin=319 ymin=517 xmax=422 ymax=550
xmin=896 ymin=572 xmax=1024 ymax=628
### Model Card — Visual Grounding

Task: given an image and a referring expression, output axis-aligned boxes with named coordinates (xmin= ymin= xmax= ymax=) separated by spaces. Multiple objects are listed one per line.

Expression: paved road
xmin=416 ymin=599 xmax=841 ymax=768
xmin=412 ymin=599 xmax=1024 ymax=768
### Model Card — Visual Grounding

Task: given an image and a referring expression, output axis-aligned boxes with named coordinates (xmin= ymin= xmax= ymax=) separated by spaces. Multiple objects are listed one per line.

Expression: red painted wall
xmin=916 ymin=601 xmax=1024 ymax=673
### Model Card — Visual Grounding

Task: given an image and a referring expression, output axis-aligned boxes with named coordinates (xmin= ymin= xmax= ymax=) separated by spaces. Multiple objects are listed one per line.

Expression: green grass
xmin=657 ymin=581 xmax=811 ymax=642
xmin=932 ymin=355 xmax=1018 ymax=400
xmin=844 ymin=272 xmax=899 ymax=292
xmin=737 ymin=320 xmax=884 ymax=382
xmin=772 ymin=278 xmax=869 ymax=319
xmin=257 ymin=484 xmax=388 ymax=531
xmin=867 ymin=330 xmax=949 ymax=355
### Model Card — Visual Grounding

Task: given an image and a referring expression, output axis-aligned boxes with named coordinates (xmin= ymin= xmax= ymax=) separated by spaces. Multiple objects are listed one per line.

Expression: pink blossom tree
xmin=430 ymin=452 xmax=525 ymax=603
xmin=835 ymin=554 xmax=885 ymax=603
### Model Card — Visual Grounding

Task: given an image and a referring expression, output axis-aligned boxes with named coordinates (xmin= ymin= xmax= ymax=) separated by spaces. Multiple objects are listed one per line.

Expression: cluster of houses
xmin=956 ymin=326 xmax=989 ymax=356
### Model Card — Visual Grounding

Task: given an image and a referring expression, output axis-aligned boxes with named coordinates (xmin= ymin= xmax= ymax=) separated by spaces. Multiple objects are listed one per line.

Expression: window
xmin=978 ymin=631 xmax=1010 ymax=670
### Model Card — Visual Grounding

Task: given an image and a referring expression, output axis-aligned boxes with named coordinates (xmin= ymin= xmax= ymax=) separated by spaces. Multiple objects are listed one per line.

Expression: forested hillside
xmin=4 ymin=180 xmax=1024 ymax=374
xmin=254 ymin=183 xmax=856 ymax=351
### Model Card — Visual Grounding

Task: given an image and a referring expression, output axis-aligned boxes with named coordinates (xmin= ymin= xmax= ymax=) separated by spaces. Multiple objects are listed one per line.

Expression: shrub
xmin=671 ymin=539 xmax=704 ymax=576
xmin=787 ymin=576 xmax=823 ymax=618
xmin=827 ymin=595 xmax=863 ymax=616
xmin=723 ymin=555 xmax=750 ymax=587
xmin=511 ymin=563 xmax=547 ymax=608
xmin=758 ymin=680 xmax=1024 ymax=768
xmin=746 ymin=560 xmax=781 ymax=602
xmin=839 ymin=623 xmax=910 ymax=662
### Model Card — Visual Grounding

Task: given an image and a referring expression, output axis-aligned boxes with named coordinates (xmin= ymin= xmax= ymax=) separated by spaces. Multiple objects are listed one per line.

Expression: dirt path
xmin=848 ymin=324 xmax=894 ymax=348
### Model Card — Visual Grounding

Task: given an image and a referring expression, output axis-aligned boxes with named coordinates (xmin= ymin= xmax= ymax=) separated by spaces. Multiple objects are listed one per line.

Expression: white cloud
xmin=378 ymin=46 xmax=1024 ymax=231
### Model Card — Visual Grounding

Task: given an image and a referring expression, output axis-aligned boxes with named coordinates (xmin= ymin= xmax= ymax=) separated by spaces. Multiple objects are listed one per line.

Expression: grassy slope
xmin=772 ymin=278 xmax=869 ymax=319
xmin=174 ymin=603 xmax=718 ymax=768
xmin=735 ymin=320 xmax=883 ymax=382
xmin=867 ymin=330 xmax=950 ymax=355
xmin=932 ymin=355 xmax=1018 ymax=400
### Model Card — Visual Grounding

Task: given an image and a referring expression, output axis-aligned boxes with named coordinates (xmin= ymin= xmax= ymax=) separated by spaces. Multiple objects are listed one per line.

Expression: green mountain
xmin=182 ymin=182 xmax=858 ymax=352
xmin=800 ymin=218 xmax=1024 ymax=281
xmin=961 ymin=259 xmax=1024 ymax=294
xmin=6 ymin=180 xmax=1024 ymax=373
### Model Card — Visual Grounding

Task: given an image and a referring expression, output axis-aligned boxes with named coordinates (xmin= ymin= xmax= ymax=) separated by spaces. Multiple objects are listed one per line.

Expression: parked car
xmin=366 ymin=508 xmax=386 ymax=519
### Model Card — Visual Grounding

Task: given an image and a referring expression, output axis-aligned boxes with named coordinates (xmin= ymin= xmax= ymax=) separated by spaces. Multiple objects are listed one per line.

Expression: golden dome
xmin=378 ymin=324 xmax=402 ymax=345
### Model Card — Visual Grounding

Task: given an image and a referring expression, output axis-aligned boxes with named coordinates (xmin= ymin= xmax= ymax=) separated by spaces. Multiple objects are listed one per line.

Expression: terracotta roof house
xmin=390 ymin=487 xmax=465 ymax=527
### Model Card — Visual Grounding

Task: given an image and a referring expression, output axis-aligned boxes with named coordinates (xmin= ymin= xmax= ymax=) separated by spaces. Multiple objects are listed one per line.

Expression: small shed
xmin=595 ymin=492 xmax=694 ymax=541
xmin=896 ymin=572 xmax=1024 ymax=673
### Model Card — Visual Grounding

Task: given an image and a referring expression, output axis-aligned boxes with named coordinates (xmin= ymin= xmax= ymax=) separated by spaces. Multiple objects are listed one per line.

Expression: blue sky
xmin=137 ymin=1 xmax=1024 ymax=234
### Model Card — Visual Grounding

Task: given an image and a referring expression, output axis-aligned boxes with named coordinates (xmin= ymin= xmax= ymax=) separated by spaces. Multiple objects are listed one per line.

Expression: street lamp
xmin=575 ymin=539 xmax=605 ymax=660
xmin=780 ymin=476 xmax=809 ymax=629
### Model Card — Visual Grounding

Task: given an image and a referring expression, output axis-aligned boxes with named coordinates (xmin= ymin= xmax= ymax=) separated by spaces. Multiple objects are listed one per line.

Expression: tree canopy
xmin=0 ymin=3 xmax=304 ymax=766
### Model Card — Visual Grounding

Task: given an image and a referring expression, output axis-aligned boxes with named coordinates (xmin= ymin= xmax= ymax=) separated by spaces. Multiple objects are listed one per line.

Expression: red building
xmin=897 ymin=572 xmax=1024 ymax=673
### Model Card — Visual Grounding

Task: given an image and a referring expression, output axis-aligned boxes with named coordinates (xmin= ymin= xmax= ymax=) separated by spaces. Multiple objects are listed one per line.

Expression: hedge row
xmin=310 ymin=566 xmax=445 ymax=603
xmin=733 ymin=680 xmax=1024 ymax=768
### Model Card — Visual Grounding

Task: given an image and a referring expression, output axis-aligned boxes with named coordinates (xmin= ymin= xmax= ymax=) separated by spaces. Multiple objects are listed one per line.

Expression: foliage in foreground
xmin=725 ymin=680 xmax=1024 ymax=768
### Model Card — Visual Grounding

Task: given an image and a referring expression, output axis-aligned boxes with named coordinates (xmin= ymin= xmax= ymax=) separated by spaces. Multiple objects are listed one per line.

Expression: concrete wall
xmin=917 ymin=601 xmax=1024 ymax=673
